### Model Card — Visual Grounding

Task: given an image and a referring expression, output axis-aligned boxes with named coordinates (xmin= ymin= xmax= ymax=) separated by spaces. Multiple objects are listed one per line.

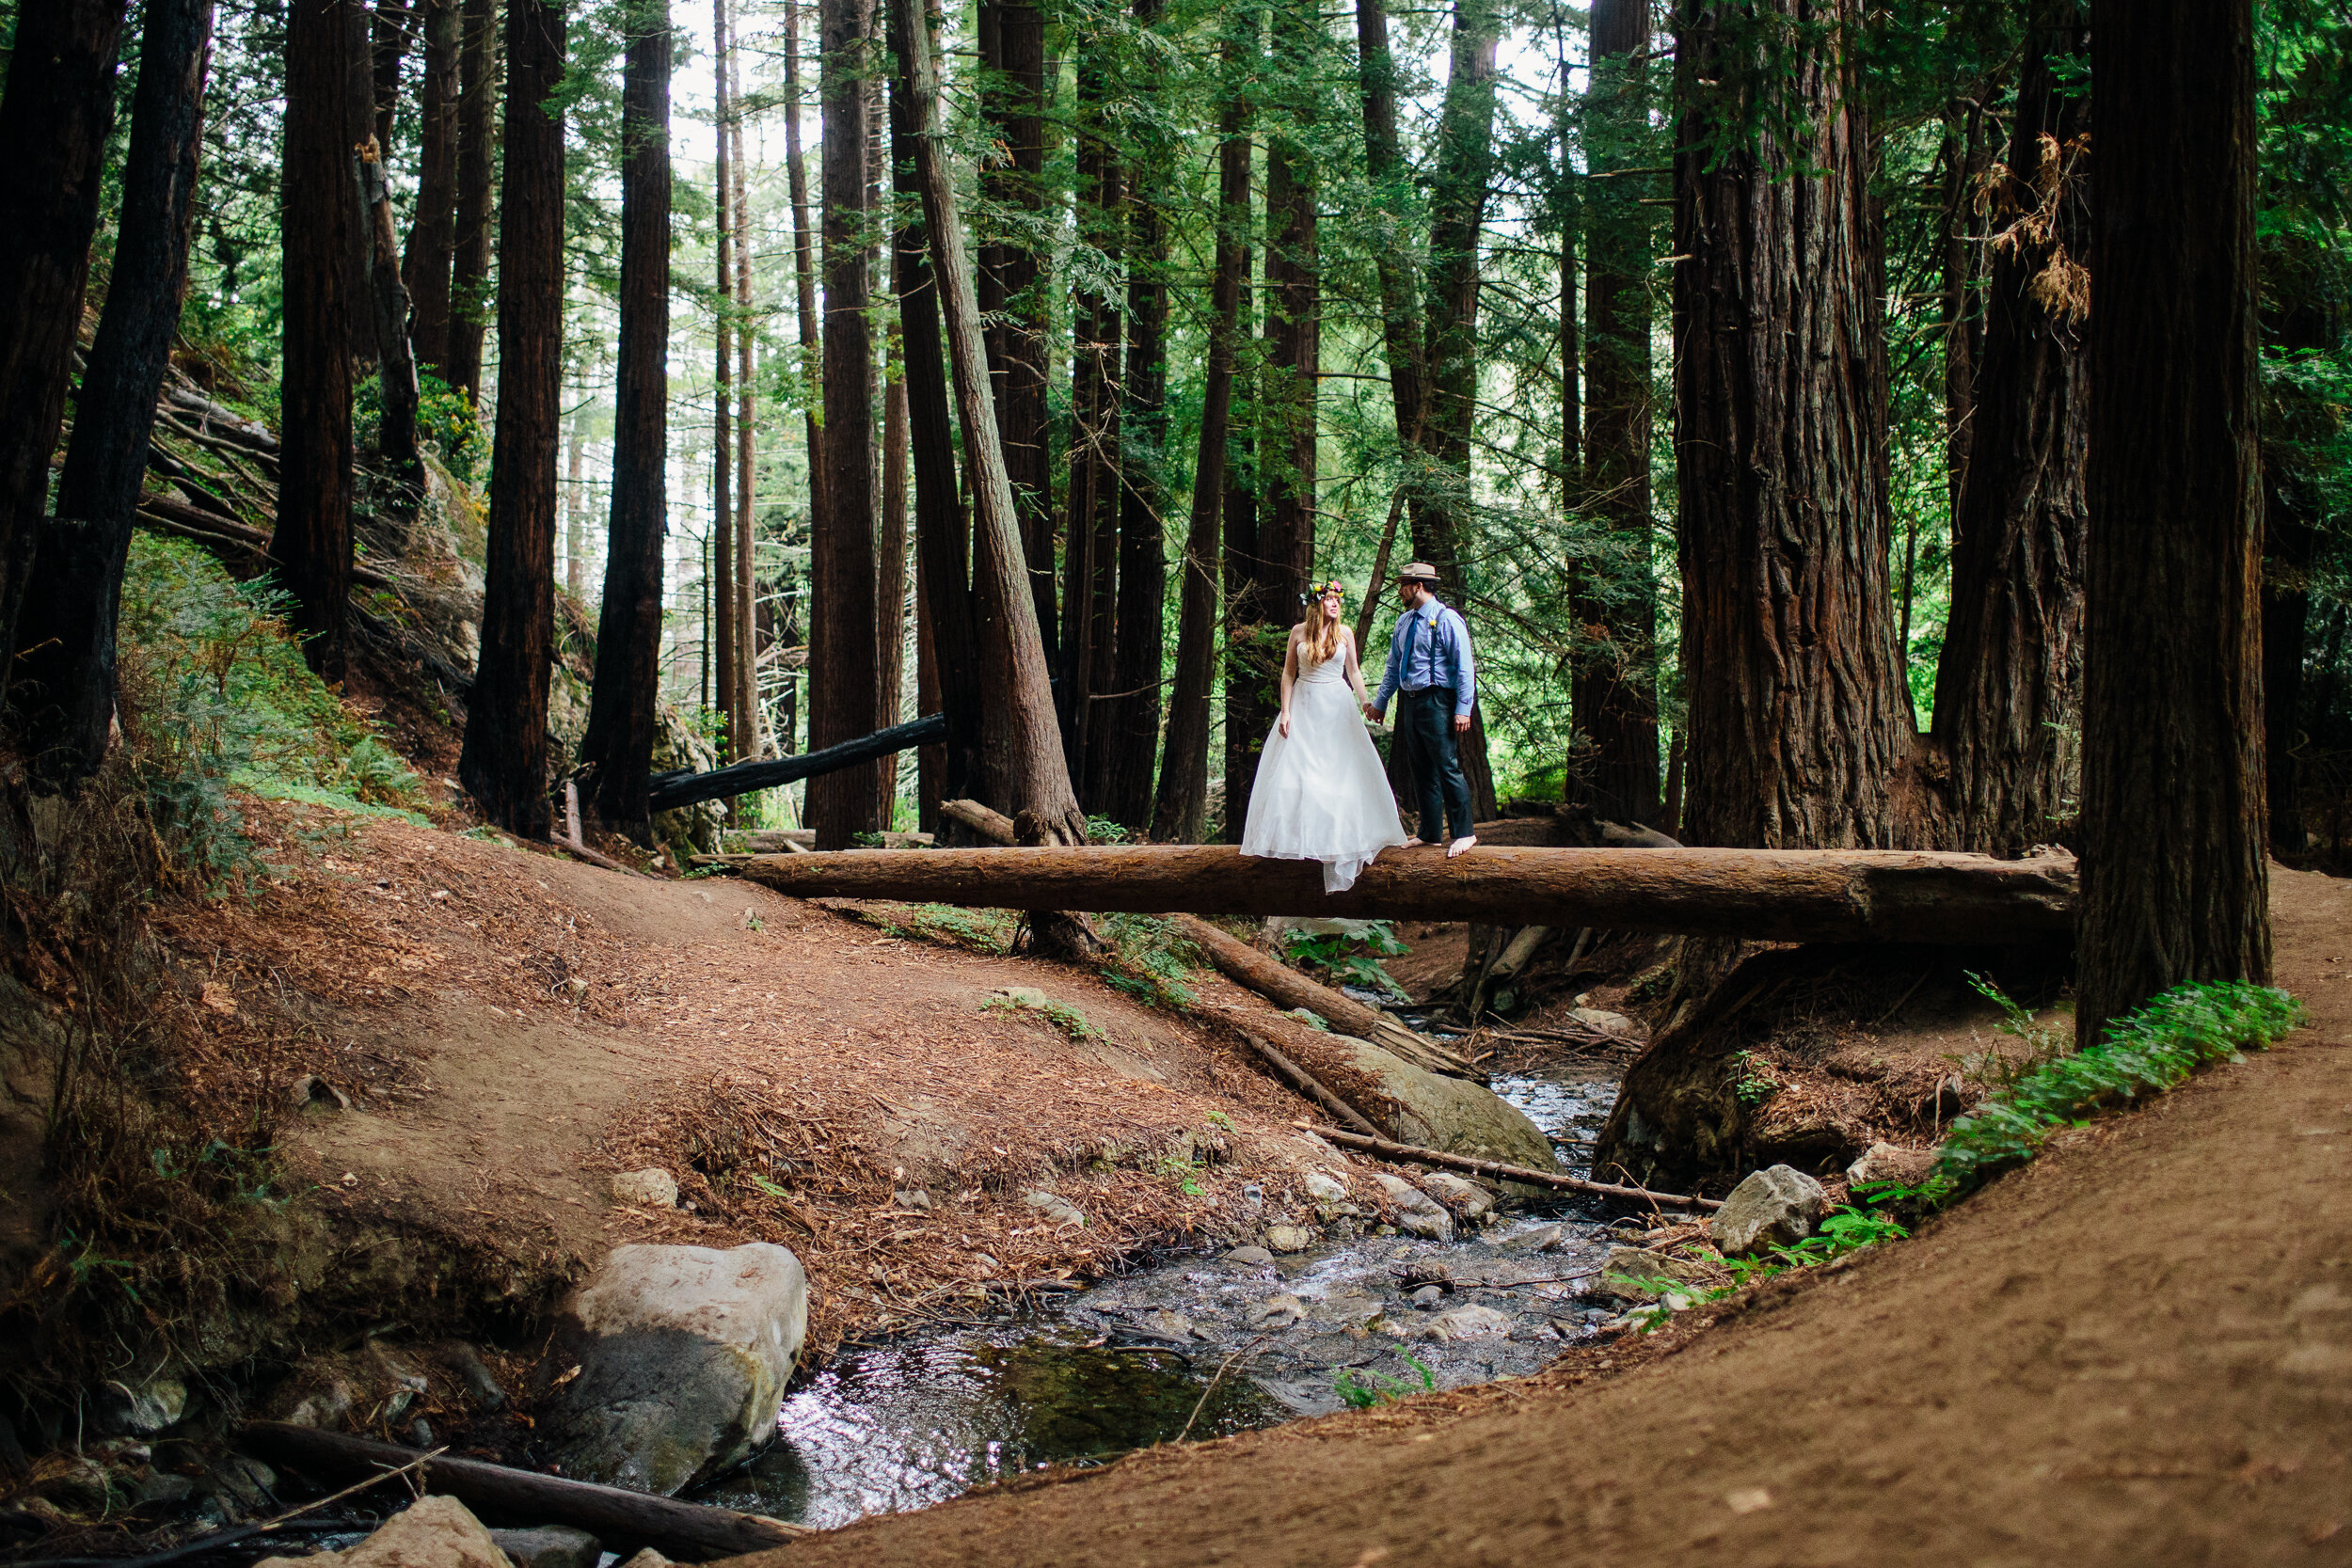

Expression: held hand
xmin=1364 ymin=703 xmax=1383 ymax=724
xmin=1279 ymin=713 xmax=1293 ymax=737
xmin=1453 ymin=713 xmax=1471 ymax=735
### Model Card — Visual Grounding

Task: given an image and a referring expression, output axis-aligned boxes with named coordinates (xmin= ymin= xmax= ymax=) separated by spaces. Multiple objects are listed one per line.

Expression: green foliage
xmin=416 ymin=372 xmax=488 ymax=484
xmin=1100 ymin=912 xmax=1202 ymax=1008
xmin=1928 ymin=981 xmax=2306 ymax=1199
xmin=1947 ymin=973 xmax=2075 ymax=1090
xmin=1333 ymin=1354 xmax=1437 ymax=1409
xmin=1281 ymin=921 xmax=1411 ymax=1004
xmin=982 ymin=990 xmax=1104 ymax=1041
xmin=1729 ymin=1050 xmax=1779 ymax=1106
xmin=118 ymin=536 xmax=431 ymax=895
xmin=1722 ymin=1197 xmax=1913 ymax=1290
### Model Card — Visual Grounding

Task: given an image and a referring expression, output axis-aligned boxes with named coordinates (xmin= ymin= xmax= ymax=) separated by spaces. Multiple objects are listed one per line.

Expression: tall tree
xmin=360 ymin=130 xmax=422 ymax=483
xmin=403 ymin=0 xmax=463 ymax=381
xmin=1671 ymin=0 xmax=1910 ymax=851
xmin=784 ymin=0 xmax=824 ymax=523
xmin=12 ymin=0 xmax=208 ymax=786
xmin=977 ymin=0 xmax=1056 ymax=661
xmin=1153 ymin=14 xmax=1251 ymax=845
xmin=1572 ymin=0 xmax=1661 ymax=826
xmin=1414 ymin=0 xmax=1502 ymax=818
xmin=1354 ymin=0 xmax=1423 ymax=453
xmin=711 ymin=0 xmax=738 ymax=751
xmin=728 ymin=31 xmax=760 ymax=764
xmin=891 ymin=0 xmax=1087 ymax=845
xmin=448 ymin=0 xmax=499 ymax=403
xmin=878 ymin=362 xmax=912 ymax=820
xmin=275 ymin=0 xmax=364 ymax=679
xmin=1066 ymin=24 xmax=1124 ymax=799
xmin=580 ymin=0 xmax=672 ymax=841
xmin=806 ymin=0 xmax=882 ymax=845
xmin=1929 ymin=5 xmax=2090 ymax=854
xmin=0 ymin=0 xmax=127 ymax=691
xmin=369 ymin=0 xmax=414 ymax=151
xmin=2075 ymin=0 xmax=2270 ymax=1041
xmin=458 ymin=0 xmax=566 ymax=836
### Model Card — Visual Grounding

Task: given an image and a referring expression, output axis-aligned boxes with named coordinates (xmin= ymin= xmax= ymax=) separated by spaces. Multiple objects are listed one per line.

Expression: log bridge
xmin=738 ymin=843 xmax=2077 ymax=945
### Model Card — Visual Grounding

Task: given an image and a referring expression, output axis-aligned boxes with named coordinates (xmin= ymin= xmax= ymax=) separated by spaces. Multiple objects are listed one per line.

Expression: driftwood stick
xmin=1310 ymin=1126 xmax=1724 ymax=1212
xmin=239 ymin=1421 xmax=806 ymax=1561
xmin=1239 ymin=1034 xmax=1383 ymax=1138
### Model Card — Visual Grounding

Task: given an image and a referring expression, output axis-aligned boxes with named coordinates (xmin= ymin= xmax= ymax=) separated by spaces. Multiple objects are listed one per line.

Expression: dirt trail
xmin=729 ymin=864 xmax=2352 ymax=1567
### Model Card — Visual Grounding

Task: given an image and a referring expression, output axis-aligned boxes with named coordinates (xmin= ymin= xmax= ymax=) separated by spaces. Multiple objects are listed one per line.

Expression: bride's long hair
xmin=1304 ymin=579 xmax=1346 ymax=668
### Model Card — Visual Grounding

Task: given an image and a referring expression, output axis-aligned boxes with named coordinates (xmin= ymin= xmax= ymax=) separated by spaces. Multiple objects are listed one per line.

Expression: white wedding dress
xmin=1240 ymin=638 xmax=1407 ymax=893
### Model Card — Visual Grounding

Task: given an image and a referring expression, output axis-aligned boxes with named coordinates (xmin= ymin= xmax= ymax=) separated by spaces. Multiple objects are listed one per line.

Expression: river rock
xmin=95 ymin=1370 xmax=187 ymax=1435
xmin=611 ymin=1168 xmax=678 ymax=1210
xmin=256 ymin=1496 xmax=508 ymax=1568
xmin=540 ymin=1243 xmax=807 ymax=1496
xmin=1846 ymin=1142 xmax=1937 ymax=1188
xmin=1221 ymin=1245 xmax=1273 ymax=1266
xmin=1497 ymin=1223 xmax=1565 ymax=1254
xmin=1322 ymin=1036 xmax=1556 ymax=1172
xmin=1568 ymin=1007 xmax=1642 ymax=1038
xmin=1022 ymin=1190 xmax=1088 ymax=1228
xmin=1301 ymin=1170 xmax=1349 ymax=1204
xmin=1249 ymin=1291 xmax=1307 ymax=1329
xmin=1263 ymin=1224 xmax=1313 ymax=1254
xmin=1371 ymin=1173 xmax=1453 ymax=1241
xmin=1416 ymin=1172 xmax=1494 ymax=1221
xmin=489 ymin=1527 xmax=601 ymax=1568
xmin=1420 ymin=1304 xmax=1514 ymax=1340
xmin=1708 ymin=1165 xmax=1828 ymax=1257
xmin=1593 ymin=1246 xmax=1715 ymax=1304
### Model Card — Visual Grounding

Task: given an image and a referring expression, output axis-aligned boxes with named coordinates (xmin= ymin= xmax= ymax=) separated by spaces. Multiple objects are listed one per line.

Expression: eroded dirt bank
xmin=723 ymin=863 xmax=2352 ymax=1568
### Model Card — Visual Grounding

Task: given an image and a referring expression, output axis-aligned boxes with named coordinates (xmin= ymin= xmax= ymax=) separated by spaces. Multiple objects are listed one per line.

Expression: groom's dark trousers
xmin=1399 ymin=688 xmax=1474 ymax=842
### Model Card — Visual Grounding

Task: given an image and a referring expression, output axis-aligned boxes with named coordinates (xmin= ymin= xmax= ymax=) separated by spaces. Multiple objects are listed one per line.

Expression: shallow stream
xmin=692 ymin=1064 xmax=1624 ymax=1531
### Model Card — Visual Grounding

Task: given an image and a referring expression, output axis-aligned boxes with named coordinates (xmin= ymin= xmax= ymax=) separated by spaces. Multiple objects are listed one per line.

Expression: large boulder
xmin=1324 ymin=1035 xmax=1556 ymax=1171
xmin=1708 ymin=1165 xmax=1828 ymax=1257
xmin=257 ymin=1497 xmax=507 ymax=1568
xmin=539 ymin=1243 xmax=808 ymax=1496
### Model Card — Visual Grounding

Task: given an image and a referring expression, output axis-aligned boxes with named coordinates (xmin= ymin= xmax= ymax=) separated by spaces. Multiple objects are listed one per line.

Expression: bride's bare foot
xmin=1447 ymin=834 xmax=1477 ymax=858
xmin=1401 ymin=836 xmax=1426 ymax=848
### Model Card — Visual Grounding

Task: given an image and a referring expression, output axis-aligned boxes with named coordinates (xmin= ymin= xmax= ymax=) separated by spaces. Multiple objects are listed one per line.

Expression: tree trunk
xmin=729 ymin=36 xmax=759 ymax=764
xmin=275 ymin=0 xmax=362 ymax=681
xmin=977 ymin=0 xmax=1056 ymax=673
xmin=1216 ymin=10 xmax=1265 ymax=846
xmin=369 ymin=0 xmax=413 ymax=155
xmin=11 ymin=0 xmax=205 ymax=787
xmin=1670 ymin=0 xmax=1910 ymax=852
xmin=806 ymin=0 xmax=882 ymax=847
xmin=890 ymin=0 xmax=1086 ymax=844
xmin=784 ymin=0 xmax=824 ymax=527
xmin=360 ymin=133 xmax=421 ymax=483
xmin=884 ymin=12 xmax=985 ymax=814
xmin=1066 ymin=34 xmax=1124 ymax=805
xmin=1354 ymin=0 xmax=1423 ymax=452
xmin=563 ymin=404 xmax=586 ymax=597
xmin=1928 ymin=8 xmax=2089 ymax=855
xmin=1151 ymin=40 xmax=1244 ymax=846
xmin=1257 ymin=21 xmax=1320 ymax=747
xmin=578 ymin=0 xmax=670 ymax=841
xmin=877 ymin=364 xmax=911 ymax=823
xmin=402 ymin=0 xmax=461 ymax=383
xmin=1936 ymin=99 xmax=1991 ymax=531
xmin=1415 ymin=0 xmax=1502 ymax=819
xmin=2075 ymin=0 xmax=2270 ymax=1044
xmin=1571 ymin=0 xmax=1660 ymax=827
xmin=738 ymin=842 xmax=2077 ymax=945
xmin=457 ymin=0 xmax=565 ymax=838
xmin=711 ymin=0 xmax=737 ymax=752
xmin=448 ymin=0 xmax=498 ymax=404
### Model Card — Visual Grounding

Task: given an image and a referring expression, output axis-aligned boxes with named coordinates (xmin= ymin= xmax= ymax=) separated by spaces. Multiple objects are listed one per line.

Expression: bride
xmin=1240 ymin=580 xmax=1408 ymax=892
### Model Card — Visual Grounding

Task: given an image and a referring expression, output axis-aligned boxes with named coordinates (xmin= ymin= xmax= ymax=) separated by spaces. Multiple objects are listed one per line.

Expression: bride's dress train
xmin=1240 ymin=645 xmax=1406 ymax=893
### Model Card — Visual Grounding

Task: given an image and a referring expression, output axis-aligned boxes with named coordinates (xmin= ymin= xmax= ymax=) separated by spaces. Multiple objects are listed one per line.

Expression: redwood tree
xmin=448 ymin=0 xmax=498 ymax=404
xmin=458 ymin=0 xmax=566 ymax=837
xmin=274 ymin=0 xmax=363 ymax=679
xmin=403 ymin=0 xmax=462 ymax=381
xmin=806 ymin=0 xmax=882 ymax=846
xmin=579 ymin=0 xmax=671 ymax=840
xmin=13 ymin=0 xmax=209 ymax=786
xmin=1929 ymin=5 xmax=2090 ymax=855
xmin=2075 ymin=0 xmax=2270 ymax=1042
xmin=1066 ymin=23 xmax=1125 ymax=801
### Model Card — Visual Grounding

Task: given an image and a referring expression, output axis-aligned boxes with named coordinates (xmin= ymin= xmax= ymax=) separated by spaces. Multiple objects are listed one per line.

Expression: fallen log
xmin=647 ymin=712 xmax=948 ymax=812
xmin=1310 ymin=1127 xmax=1723 ymax=1212
xmin=731 ymin=842 xmax=2077 ymax=945
xmin=1236 ymin=1032 xmax=1383 ymax=1137
xmin=239 ymin=1421 xmax=806 ymax=1561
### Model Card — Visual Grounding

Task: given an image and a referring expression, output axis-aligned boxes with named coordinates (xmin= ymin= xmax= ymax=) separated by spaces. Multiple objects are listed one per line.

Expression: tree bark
xmin=1935 ymin=99 xmax=1992 ymax=531
xmin=457 ymin=0 xmax=565 ymax=838
xmin=890 ymin=0 xmax=1087 ymax=844
xmin=275 ymin=0 xmax=362 ymax=681
xmin=448 ymin=0 xmax=498 ymax=404
xmin=1671 ymin=0 xmax=1911 ymax=852
xmin=2075 ymin=0 xmax=2270 ymax=1043
xmin=729 ymin=32 xmax=759 ymax=764
xmin=1928 ymin=8 xmax=2089 ymax=855
xmin=711 ymin=0 xmax=737 ymax=751
xmin=1255 ymin=17 xmax=1321 ymax=763
xmin=806 ymin=0 xmax=882 ymax=846
xmin=1151 ymin=17 xmax=1249 ymax=846
xmin=1354 ymin=0 xmax=1422 ymax=452
xmin=12 ymin=0 xmax=205 ymax=787
xmin=579 ymin=0 xmax=670 ymax=842
xmin=784 ymin=0 xmax=824 ymax=527
xmin=1065 ymin=33 xmax=1124 ymax=801
xmin=737 ymin=842 xmax=2077 ymax=945
xmin=1415 ymin=0 xmax=1502 ymax=819
xmin=1572 ymin=0 xmax=1660 ymax=827
xmin=360 ymin=132 xmax=421 ymax=483
xmin=402 ymin=0 xmax=461 ymax=383
xmin=878 ymin=365 xmax=911 ymax=822
xmin=369 ymin=0 xmax=413 ymax=155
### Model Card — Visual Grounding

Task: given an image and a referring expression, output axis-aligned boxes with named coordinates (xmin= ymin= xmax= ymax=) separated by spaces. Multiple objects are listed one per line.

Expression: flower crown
xmin=1303 ymin=579 xmax=1348 ymax=603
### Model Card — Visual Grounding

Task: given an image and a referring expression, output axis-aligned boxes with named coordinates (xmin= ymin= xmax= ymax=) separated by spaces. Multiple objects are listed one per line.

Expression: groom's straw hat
xmin=1397 ymin=562 xmax=1440 ymax=584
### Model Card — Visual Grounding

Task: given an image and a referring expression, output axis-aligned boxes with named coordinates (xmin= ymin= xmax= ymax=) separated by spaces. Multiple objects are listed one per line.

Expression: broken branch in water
xmin=1308 ymin=1126 xmax=1723 ymax=1212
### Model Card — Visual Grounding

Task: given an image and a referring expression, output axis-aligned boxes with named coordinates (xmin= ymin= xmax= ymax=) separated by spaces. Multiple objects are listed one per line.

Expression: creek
xmin=691 ymin=1063 xmax=1626 ymax=1531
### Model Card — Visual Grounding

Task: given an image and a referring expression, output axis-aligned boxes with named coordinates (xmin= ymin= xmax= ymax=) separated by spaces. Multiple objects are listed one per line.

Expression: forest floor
xmin=710 ymin=863 xmax=2352 ymax=1568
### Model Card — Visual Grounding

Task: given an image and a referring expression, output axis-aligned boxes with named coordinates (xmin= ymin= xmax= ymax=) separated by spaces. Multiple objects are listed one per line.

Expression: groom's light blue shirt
xmin=1373 ymin=596 xmax=1476 ymax=719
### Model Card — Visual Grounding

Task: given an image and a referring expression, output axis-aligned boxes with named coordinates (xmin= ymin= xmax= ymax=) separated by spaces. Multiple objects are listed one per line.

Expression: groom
xmin=1366 ymin=562 xmax=1478 ymax=858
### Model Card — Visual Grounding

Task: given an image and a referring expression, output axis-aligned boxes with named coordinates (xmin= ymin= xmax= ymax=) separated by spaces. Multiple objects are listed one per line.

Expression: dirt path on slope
xmin=733 ymin=864 xmax=2352 ymax=1568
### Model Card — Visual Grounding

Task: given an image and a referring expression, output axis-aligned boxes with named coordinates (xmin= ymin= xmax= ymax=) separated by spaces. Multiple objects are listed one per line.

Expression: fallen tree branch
xmin=647 ymin=712 xmax=949 ymax=811
xmin=239 ymin=1422 xmax=806 ymax=1561
xmin=1309 ymin=1126 xmax=1724 ymax=1212
xmin=1237 ymin=1033 xmax=1383 ymax=1137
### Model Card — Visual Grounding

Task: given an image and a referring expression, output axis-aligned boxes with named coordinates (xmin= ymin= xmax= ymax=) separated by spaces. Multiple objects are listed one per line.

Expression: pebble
xmin=1263 ymin=1225 xmax=1313 ymax=1254
xmin=1302 ymin=1170 xmax=1348 ymax=1204
xmin=611 ymin=1168 xmax=678 ymax=1210
xmin=1021 ymin=1190 xmax=1088 ymax=1228
xmin=1248 ymin=1291 xmax=1306 ymax=1329
xmin=1496 ymin=1223 xmax=1565 ymax=1253
xmin=1221 ymin=1245 xmax=1273 ymax=1266
xmin=1410 ymin=1284 xmax=1446 ymax=1309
